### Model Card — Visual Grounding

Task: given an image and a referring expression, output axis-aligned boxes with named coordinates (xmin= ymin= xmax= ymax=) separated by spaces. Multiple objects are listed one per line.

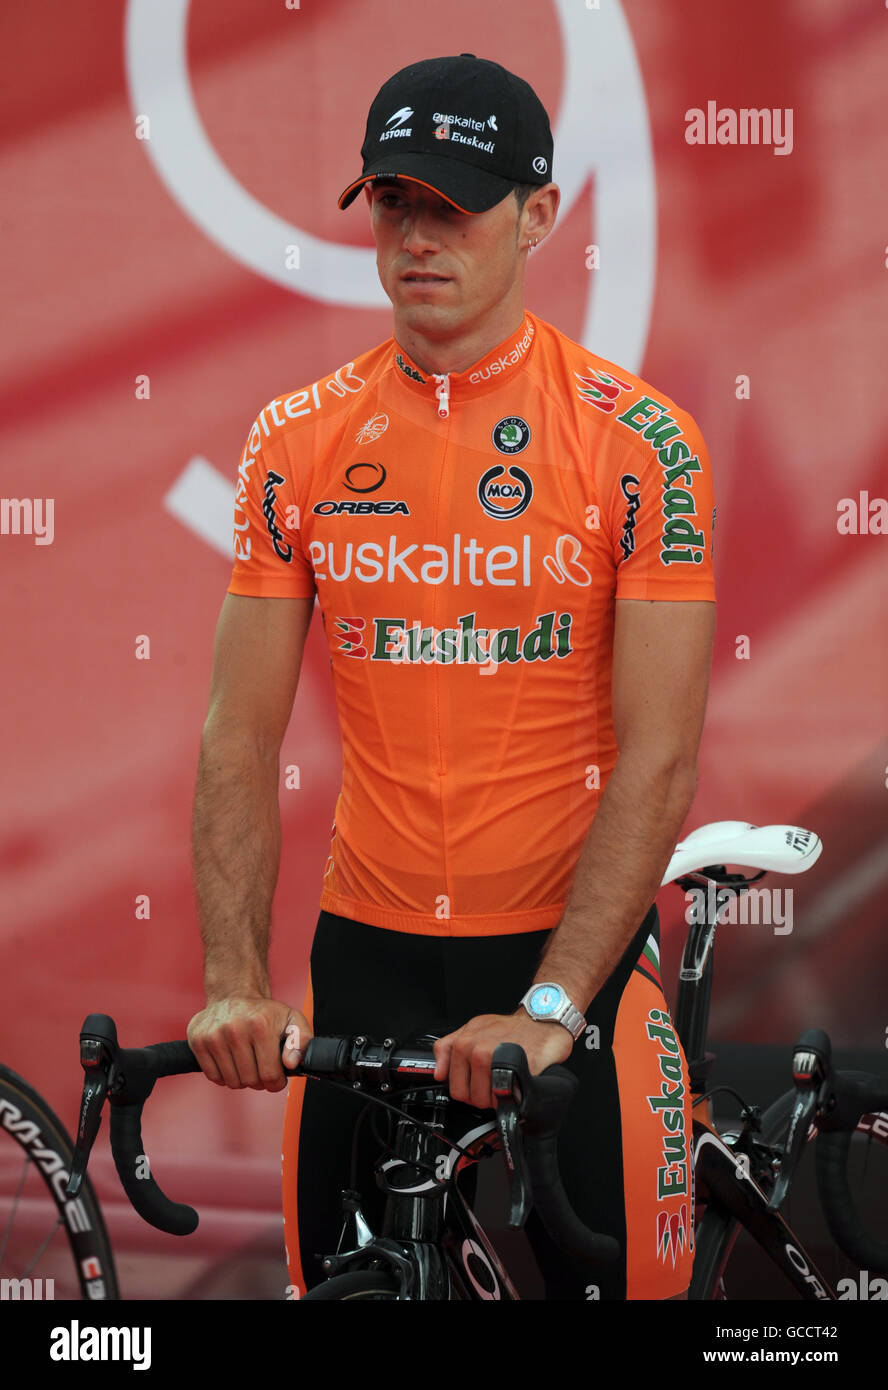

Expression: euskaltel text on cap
xmin=337 ymin=54 xmax=554 ymax=213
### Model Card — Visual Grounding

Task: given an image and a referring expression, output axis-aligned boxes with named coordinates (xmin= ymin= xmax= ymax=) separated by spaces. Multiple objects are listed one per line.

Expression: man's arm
xmin=187 ymin=593 xmax=315 ymax=1092
xmin=531 ymin=597 xmax=715 ymax=1006
xmin=434 ymin=597 xmax=715 ymax=1108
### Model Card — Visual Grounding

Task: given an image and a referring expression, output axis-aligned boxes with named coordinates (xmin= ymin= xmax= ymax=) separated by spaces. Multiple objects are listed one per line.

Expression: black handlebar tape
xmin=107 ymin=1041 xmax=201 ymax=1236
xmin=814 ymin=1070 xmax=888 ymax=1275
xmin=521 ymin=1066 xmax=622 ymax=1266
xmin=816 ymin=1128 xmax=888 ymax=1274
xmin=301 ymin=1037 xmax=351 ymax=1073
xmin=145 ymin=1040 xmax=203 ymax=1078
xmin=109 ymin=1103 xmax=199 ymax=1236
xmin=817 ymin=1070 xmax=888 ymax=1134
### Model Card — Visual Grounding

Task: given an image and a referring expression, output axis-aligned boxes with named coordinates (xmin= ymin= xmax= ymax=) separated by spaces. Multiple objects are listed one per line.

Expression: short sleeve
xmin=227 ymin=407 xmax=316 ymax=599
xmin=609 ymin=404 xmax=716 ymax=602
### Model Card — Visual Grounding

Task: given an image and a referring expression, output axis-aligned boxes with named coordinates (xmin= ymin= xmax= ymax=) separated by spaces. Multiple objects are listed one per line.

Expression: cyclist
xmin=187 ymin=53 xmax=716 ymax=1300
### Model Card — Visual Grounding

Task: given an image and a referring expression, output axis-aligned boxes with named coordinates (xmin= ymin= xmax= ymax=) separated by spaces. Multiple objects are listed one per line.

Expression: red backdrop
xmin=2 ymin=0 xmax=886 ymax=1296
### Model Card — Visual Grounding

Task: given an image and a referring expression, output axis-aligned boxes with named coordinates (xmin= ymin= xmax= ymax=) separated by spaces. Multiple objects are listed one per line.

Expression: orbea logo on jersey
xmin=313 ymin=500 xmax=410 ymax=516
xmin=343 ymin=462 xmax=386 ymax=493
xmin=312 ymin=461 xmax=411 ymax=516
xmin=478 ymin=463 xmax=533 ymax=519
xmin=334 ymin=611 xmax=574 ymax=666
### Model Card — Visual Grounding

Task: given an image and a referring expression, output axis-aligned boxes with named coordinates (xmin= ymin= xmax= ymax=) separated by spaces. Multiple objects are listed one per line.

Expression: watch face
xmin=529 ymin=984 xmax=563 ymax=1017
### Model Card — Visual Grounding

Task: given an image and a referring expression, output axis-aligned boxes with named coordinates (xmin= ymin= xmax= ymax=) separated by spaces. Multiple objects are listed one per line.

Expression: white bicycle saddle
xmin=661 ymin=820 xmax=823 ymax=885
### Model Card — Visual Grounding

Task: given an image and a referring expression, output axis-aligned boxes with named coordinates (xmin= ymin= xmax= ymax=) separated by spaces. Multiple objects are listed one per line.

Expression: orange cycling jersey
xmin=227 ymin=310 xmax=716 ymax=936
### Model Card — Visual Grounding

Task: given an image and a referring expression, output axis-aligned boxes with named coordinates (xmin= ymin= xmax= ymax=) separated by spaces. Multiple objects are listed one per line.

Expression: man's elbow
xmin=617 ymin=746 xmax=699 ymax=810
xmin=199 ymin=710 xmax=281 ymax=768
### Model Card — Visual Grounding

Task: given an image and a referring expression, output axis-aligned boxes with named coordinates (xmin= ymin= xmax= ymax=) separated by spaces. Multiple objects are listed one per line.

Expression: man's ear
xmin=362 ymin=182 xmax=374 ymax=207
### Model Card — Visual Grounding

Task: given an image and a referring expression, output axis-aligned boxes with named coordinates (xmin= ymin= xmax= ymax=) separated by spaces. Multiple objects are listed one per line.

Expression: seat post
xmin=673 ymin=871 xmax=723 ymax=1091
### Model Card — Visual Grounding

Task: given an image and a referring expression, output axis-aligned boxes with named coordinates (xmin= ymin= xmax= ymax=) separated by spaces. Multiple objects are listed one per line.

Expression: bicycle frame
xmin=691 ymin=1119 xmax=833 ymax=1298
xmin=321 ymin=1085 xmax=520 ymax=1299
xmin=674 ymin=869 xmax=836 ymax=1299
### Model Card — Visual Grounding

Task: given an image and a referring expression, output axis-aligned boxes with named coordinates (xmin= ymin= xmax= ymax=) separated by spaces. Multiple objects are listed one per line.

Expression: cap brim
xmin=337 ymin=154 xmax=520 ymax=213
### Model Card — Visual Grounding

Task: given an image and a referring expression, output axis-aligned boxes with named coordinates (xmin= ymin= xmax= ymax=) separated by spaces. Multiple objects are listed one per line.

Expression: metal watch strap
xmin=558 ymin=1002 xmax=587 ymax=1041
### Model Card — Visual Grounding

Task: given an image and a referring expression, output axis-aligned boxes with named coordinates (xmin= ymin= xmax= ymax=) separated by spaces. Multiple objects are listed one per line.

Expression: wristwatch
xmin=519 ymin=982 xmax=587 ymax=1041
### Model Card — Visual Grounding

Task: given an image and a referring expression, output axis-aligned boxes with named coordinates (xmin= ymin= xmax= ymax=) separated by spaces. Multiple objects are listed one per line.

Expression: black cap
xmin=338 ymin=54 xmax=554 ymax=213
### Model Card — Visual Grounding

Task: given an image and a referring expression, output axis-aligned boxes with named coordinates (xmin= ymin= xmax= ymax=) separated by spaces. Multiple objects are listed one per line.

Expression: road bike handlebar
xmin=815 ymin=1063 xmax=888 ymax=1275
xmin=67 ymin=1015 xmax=622 ymax=1269
xmin=773 ymin=1028 xmax=888 ymax=1273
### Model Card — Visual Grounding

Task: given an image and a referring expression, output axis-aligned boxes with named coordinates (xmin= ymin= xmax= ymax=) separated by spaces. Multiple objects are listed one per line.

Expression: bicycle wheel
xmin=299 ymin=1271 xmax=401 ymax=1300
xmin=0 ymin=1064 xmax=119 ymax=1299
xmin=691 ymin=1090 xmax=888 ymax=1299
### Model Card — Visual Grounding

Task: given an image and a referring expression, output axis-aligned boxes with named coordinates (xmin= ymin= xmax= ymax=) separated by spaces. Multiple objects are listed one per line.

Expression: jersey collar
xmin=391 ymin=312 xmax=538 ymax=411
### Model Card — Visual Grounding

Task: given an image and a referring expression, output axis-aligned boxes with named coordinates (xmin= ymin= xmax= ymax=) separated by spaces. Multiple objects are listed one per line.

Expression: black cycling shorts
xmin=281 ymin=907 xmax=693 ymax=1300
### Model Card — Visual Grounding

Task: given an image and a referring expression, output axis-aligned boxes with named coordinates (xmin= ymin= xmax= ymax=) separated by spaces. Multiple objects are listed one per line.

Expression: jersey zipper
xmin=429 ymin=377 xmax=453 ymax=927
xmin=432 ymin=373 xmax=450 ymax=418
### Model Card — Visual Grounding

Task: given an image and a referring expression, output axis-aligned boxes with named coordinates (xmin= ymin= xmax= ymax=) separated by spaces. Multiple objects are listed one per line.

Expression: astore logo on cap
xmin=380 ymin=107 xmax=414 ymax=141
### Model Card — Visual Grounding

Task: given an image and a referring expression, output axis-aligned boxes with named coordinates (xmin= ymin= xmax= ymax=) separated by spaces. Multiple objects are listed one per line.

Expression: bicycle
xmin=67 ymin=1015 xmax=621 ymax=1300
xmin=65 ymin=820 xmax=888 ymax=1300
xmin=668 ymin=820 xmax=888 ymax=1299
xmin=0 ymin=1062 xmax=119 ymax=1299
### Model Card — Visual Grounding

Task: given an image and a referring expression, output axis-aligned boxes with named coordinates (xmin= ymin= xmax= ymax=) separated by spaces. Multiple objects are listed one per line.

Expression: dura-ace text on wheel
xmin=0 ymin=1064 xmax=119 ymax=1299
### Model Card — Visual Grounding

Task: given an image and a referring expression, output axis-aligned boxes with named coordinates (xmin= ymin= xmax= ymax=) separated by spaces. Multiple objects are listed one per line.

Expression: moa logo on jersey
xmin=478 ymin=464 xmax=533 ymax=520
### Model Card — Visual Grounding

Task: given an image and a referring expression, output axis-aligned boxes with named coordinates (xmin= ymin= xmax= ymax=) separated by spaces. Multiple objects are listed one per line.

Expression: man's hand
xmin=187 ymin=995 xmax=312 ymax=1092
xmin=433 ymin=1011 xmax=574 ymax=1109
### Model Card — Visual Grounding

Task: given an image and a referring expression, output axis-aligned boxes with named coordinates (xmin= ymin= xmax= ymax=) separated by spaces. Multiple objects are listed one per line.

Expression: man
xmin=187 ymin=54 xmax=716 ymax=1300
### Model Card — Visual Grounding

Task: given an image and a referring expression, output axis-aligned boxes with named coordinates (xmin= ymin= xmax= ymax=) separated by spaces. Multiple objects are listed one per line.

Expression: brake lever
xmin=491 ymin=1060 xmax=533 ymax=1228
xmin=767 ymin=1034 xmax=829 ymax=1211
xmin=67 ymin=1014 xmax=120 ymax=1198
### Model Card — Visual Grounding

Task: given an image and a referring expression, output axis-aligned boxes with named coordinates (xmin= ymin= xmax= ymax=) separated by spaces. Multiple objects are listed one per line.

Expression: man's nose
xmin=401 ymin=204 xmax=442 ymax=254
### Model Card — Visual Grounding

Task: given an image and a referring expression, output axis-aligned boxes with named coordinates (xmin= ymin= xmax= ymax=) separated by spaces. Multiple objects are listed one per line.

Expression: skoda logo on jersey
xmin=344 ymin=462 xmax=386 ymax=493
xmin=478 ymin=464 xmax=533 ymax=520
xmin=492 ymin=416 xmax=531 ymax=455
